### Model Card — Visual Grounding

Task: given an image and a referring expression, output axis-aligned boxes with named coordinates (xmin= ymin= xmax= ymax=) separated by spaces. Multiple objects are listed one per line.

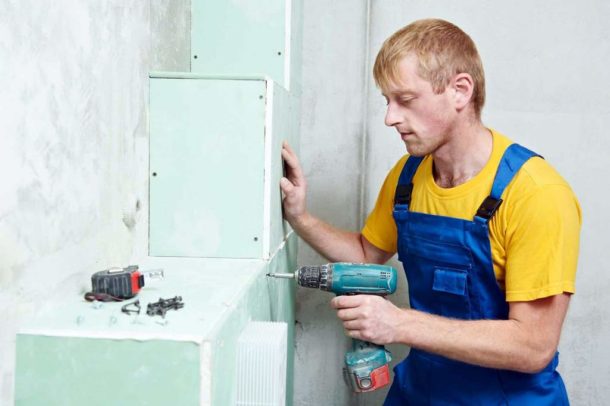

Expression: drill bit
xmin=266 ymin=272 xmax=296 ymax=279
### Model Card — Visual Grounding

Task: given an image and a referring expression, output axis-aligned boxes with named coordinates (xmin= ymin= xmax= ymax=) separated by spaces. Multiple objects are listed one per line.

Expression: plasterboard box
xmin=149 ymin=73 xmax=297 ymax=259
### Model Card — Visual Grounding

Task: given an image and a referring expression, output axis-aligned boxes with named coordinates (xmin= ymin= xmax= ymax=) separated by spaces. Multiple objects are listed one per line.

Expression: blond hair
xmin=373 ymin=19 xmax=485 ymax=118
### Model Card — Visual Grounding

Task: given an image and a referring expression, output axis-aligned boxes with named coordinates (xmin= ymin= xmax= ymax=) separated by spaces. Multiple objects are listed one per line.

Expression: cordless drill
xmin=268 ymin=263 xmax=398 ymax=392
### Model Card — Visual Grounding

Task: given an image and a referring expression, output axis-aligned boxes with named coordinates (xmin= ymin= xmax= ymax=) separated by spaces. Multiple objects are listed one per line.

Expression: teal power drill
xmin=268 ymin=263 xmax=398 ymax=392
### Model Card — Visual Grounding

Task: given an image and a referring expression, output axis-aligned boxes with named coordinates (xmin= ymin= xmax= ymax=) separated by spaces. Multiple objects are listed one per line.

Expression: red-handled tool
xmin=84 ymin=265 xmax=164 ymax=302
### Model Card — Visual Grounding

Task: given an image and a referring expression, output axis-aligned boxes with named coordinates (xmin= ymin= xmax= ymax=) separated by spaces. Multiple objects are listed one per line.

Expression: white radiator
xmin=235 ymin=321 xmax=288 ymax=406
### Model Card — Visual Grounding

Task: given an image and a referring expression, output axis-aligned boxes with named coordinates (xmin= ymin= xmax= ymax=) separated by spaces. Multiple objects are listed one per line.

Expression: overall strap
xmin=475 ymin=144 xmax=541 ymax=222
xmin=394 ymin=156 xmax=424 ymax=208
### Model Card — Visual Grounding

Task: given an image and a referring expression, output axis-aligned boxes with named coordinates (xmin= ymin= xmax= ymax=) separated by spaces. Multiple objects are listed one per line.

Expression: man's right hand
xmin=280 ymin=141 xmax=308 ymax=226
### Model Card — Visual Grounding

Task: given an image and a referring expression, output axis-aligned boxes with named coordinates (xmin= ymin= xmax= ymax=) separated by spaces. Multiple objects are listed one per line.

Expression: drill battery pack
xmin=90 ymin=265 xmax=144 ymax=300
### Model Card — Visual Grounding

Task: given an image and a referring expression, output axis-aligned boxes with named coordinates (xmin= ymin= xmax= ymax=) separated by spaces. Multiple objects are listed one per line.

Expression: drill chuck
xmin=296 ymin=264 xmax=330 ymax=291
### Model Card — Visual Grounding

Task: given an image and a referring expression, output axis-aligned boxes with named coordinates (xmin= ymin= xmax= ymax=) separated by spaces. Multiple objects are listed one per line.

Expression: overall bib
xmin=384 ymin=144 xmax=569 ymax=405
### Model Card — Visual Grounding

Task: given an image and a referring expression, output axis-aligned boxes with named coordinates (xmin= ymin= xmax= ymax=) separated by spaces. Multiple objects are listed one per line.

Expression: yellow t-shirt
xmin=362 ymin=129 xmax=582 ymax=302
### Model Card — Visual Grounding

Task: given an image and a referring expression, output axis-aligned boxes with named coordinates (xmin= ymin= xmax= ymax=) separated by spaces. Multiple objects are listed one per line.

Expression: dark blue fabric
xmin=385 ymin=145 xmax=569 ymax=405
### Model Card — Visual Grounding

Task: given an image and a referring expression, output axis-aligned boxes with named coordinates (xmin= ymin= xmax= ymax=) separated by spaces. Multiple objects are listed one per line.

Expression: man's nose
xmin=384 ymin=102 xmax=402 ymax=127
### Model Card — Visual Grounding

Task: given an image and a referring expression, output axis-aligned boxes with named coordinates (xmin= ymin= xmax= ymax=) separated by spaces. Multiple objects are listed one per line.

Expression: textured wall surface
xmin=0 ymin=1 xmax=189 ymax=404
xmin=297 ymin=1 xmax=610 ymax=405
xmin=295 ymin=1 xmax=370 ymax=405
xmin=2 ymin=1 xmax=609 ymax=405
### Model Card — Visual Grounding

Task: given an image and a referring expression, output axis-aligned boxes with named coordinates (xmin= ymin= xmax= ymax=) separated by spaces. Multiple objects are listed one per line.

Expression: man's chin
xmin=405 ymin=143 xmax=427 ymax=157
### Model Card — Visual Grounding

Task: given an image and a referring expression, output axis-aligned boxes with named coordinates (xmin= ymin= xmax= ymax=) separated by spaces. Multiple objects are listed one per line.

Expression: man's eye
xmin=400 ymin=98 xmax=414 ymax=105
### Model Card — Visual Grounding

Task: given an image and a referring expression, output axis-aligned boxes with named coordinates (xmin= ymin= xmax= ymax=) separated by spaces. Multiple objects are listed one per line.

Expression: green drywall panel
xmin=289 ymin=0 xmax=304 ymax=95
xmin=192 ymin=0 xmax=287 ymax=87
xmin=269 ymin=81 xmax=294 ymax=257
xmin=149 ymin=77 xmax=266 ymax=258
xmin=209 ymin=233 xmax=297 ymax=405
xmin=268 ymin=233 xmax=297 ymax=406
xmin=15 ymin=336 xmax=200 ymax=405
xmin=15 ymin=244 xmax=297 ymax=405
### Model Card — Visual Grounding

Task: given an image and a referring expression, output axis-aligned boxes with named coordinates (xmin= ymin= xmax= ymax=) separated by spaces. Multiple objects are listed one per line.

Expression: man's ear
xmin=452 ymin=73 xmax=474 ymax=111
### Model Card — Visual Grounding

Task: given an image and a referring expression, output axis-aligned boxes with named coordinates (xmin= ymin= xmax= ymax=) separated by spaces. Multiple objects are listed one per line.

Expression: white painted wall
xmin=0 ymin=1 xmax=189 ymax=404
xmin=297 ymin=1 xmax=610 ymax=405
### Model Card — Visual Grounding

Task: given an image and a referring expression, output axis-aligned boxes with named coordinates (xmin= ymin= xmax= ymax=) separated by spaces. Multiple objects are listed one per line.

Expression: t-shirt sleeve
xmin=361 ymin=156 xmax=408 ymax=254
xmin=503 ymin=183 xmax=582 ymax=302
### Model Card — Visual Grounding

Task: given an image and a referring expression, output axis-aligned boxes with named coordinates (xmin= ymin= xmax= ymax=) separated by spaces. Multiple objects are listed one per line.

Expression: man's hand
xmin=330 ymin=292 xmax=571 ymax=373
xmin=278 ymin=141 xmax=394 ymax=264
xmin=280 ymin=141 xmax=308 ymax=225
xmin=331 ymin=295 xmax=406 ymax=345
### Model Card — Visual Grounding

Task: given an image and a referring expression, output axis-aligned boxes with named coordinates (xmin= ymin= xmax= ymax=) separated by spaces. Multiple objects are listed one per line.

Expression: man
xmin=280 ymin=18 xmax=581 ymax=404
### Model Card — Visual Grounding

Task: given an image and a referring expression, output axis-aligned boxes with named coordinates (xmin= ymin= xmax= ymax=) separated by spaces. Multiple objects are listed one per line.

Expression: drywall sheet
xmin=15 ymin=336 xmax=200 ymax=405
xmin=192 ymin=0 xmax=288 ymax=88
xmin=149 ymin=77 xmax=266 ymax=258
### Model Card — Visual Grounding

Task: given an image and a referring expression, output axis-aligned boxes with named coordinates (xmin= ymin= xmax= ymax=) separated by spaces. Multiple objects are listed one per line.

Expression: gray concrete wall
xmin=294 ymin=1 xmax=370 ymax=405
xmin=297 ymin=1 xmax=610 ymax=405
xmin=2 ymin=1 xmax=608 ymax=405
xmin=0 ymin=1 xmax=190 ymax=404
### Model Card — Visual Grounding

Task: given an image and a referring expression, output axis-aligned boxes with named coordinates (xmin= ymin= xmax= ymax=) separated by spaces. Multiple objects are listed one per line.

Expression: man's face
xmin=382 ymin=54 xmax=456 ymax=157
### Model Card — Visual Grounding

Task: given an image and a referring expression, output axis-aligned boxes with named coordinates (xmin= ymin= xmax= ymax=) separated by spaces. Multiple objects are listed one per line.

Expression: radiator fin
xmin=235 ymin=321 xmax=288 ymax=406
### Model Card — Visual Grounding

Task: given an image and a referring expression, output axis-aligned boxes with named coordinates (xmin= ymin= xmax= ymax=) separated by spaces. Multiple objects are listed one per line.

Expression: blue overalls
xmin=384 ymin=144 xmax=569 ymax=405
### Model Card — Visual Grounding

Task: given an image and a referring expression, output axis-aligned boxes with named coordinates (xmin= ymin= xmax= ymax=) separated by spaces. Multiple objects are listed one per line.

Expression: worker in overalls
xmin=280 ymin=18 xmax=581 ymax=404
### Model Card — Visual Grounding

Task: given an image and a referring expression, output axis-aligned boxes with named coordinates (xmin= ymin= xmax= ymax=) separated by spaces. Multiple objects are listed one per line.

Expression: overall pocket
xmin=431 ymin=267 xmax=472 ymax=318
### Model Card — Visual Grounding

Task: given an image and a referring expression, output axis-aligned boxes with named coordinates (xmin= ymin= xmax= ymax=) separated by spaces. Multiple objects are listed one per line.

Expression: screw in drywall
xmin=259 ymin=95 xmax=263 ymax=100
xmin=152 ymin=172 xmax=157 ymax=177
xmin=277 ymin=51 xmax=282 ymax=56
xmin=253 ymin=237 xmax=258 ymax=241
xmin=193 ymin=55 xmax=198 ymax=59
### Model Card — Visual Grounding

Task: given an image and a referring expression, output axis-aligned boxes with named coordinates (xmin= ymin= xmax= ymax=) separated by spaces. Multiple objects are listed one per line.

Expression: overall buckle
xmin=394 ymin=184 xmax=413 ymax=206
xmin=476 ymin=196 xmax=503 ymax=220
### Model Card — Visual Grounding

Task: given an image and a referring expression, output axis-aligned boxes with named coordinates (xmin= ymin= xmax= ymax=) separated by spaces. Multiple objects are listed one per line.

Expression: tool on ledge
xmin=84 ymin=265 xmax=164 ymax=302
xmin=146 ymin=296 xmax=184 ymax=318
xmin=121 ymin=300 xmax=141 ymax=315
xmin=267 ymin=262 xmax=398 ymax=393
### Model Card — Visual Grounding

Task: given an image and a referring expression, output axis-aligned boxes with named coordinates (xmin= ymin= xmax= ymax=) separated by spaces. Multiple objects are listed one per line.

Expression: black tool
xmin=121 ymin=300 xmax=141 ymax=315
xmin=146 ymin=296 xmax=184 ymax=318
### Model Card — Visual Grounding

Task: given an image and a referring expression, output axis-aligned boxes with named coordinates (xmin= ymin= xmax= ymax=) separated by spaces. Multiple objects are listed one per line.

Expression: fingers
xmin=281 ymin=141 xmax=297 ymax=165
xmin=282 ymin=140 xmax=294 ymax=154
xmin=342 ymin=319 xmax=362 ymax=330
xmin=281 ymin=142 xmax=305 ymax=184
xmin=331 ymin=295 xmax=371 ymax=309
xmin=279 ymin=177 xmax=295 ymax=195
xmin=345 ymin=329 xmax=360 ymax=339
xmin=336 ymin=307 xmax=360 ymax=321
xmin=279 ymin=142 xmax=307 ymax=222
xmin=343 ymin=321 xmax=370 ymax=342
